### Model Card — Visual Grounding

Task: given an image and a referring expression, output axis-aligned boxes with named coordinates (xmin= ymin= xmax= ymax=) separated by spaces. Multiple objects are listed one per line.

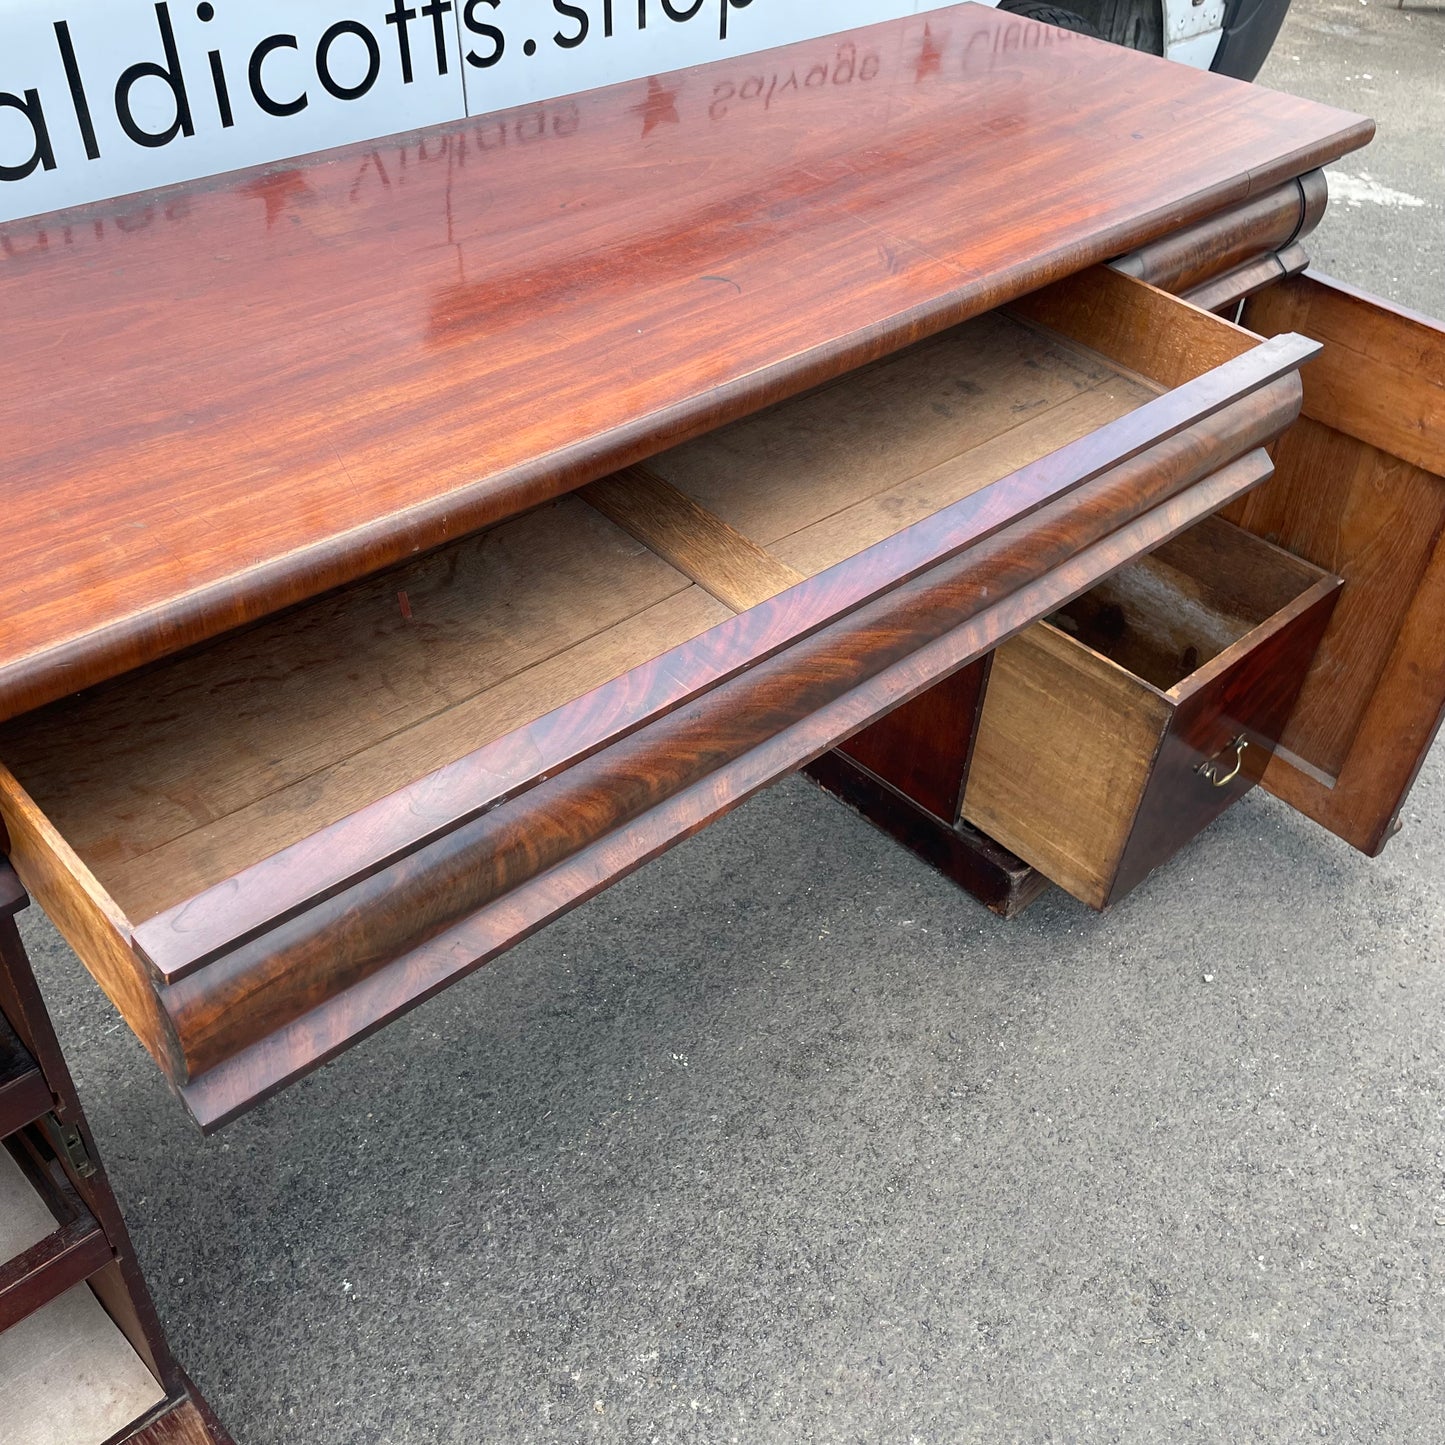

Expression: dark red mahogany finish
xmin=0 ymin=5 xmax=1370 ymax=722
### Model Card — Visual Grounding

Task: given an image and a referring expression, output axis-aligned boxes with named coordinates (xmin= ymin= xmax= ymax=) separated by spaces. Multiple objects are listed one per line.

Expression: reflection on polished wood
xmin=0 ymin=3 xmax=1370 ymax=721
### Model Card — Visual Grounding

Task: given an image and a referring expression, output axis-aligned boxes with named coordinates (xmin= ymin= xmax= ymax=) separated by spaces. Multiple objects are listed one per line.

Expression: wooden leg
xmin=117 ymin=1391 xmax=233 ymax=1444
xmin=804 ymin=661 xmax=1049 ymax=919
xmin=0 ymin=863 xmax=234 ymax=1444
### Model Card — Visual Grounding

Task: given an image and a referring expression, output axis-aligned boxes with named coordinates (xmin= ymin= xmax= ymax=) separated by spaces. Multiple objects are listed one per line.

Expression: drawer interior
xmin=1043 ymin=518 xmax=1334 ymax=695
xmin=0 ymin=299 xmax=1177 ymax=928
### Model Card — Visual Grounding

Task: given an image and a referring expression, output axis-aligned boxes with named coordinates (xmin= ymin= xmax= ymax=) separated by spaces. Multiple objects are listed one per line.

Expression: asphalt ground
xmin=14 ymin=2 xmax=1445 ymax=1440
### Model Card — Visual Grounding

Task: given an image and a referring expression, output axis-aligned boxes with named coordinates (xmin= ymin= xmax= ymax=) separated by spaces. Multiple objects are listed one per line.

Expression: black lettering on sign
xmin=0 ymin=91 xmax=55 ymax=182
xmin=207 ymin=49 xmax=235 ymax=128
xmin=194 ymin=5 xmax=237 ymax=130
xmin=421 ymin=0 xmax=455 ymax=75
xmin=249 ymin=34 xmax=308 ymax=116
xmin=386 ymin=0 xmax=419 ymax=83
xmin=114 ymin=2 xmax=195 ymax=149
xmin=316 ymin=21 xmax=383 ymax=101
xmin=720 ymin=0 xmax=752 ymax=41
xmin=554 ymin=1 xmax=589 ymax=49
xmin=53 ymin=21 xmax=101 ymax=160
xmin=463 ymin=0 xmax=505 ymax=68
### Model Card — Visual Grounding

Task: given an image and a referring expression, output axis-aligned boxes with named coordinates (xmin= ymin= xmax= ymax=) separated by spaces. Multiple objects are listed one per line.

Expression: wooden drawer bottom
xmin=963 ymin=516 xmax=1341 ymax=909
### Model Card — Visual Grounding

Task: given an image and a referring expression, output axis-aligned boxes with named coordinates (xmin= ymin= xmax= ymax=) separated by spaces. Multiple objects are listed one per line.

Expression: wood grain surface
xmin=0 ymin=305 xmax=1137 ymax=924
xmin=0 ymin=911 xmax=231 ymax=1438
xmin=805 ymin=749 xmax=1049 ymax=919
xmin=1111 ymin=170 xmax=1327 ymax=296
xmin=0 ymin=765 xmax=183 ymax=1081
xmin=582 ymin=467 xmax=805 ymax=611
xmin=0 ymin=4 xmax=1370 ymax=722
xmin=964 ymin=516 xmax=1340 ymax=907
xmin=836 ymin=662 xmax=990 ymax=825
xmin=120 ymin=1399 xmax=233 ymax=1445
xmin=1109 ymin=576 xmax=1339 ymax=905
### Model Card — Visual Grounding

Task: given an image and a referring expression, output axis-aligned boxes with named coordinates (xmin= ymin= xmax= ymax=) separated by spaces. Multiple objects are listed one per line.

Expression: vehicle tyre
xmin=1086 ymin=0 xmax=1164 ymax=54
xmin=995 ymin=0 xmax=1104 ymax=36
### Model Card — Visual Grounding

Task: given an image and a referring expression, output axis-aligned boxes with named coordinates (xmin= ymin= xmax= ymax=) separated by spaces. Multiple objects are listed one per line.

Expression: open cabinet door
xmin=1226 ymin=273 xmax=1445 ymax=856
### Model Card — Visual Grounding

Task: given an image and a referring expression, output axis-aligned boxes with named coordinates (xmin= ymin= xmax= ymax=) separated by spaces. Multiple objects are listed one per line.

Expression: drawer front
xmin=1109 ymin=568 xmax=1341 ymax=906
xmin=0 ymin=269 xmax=1318 ymax=1128
xmin=1112 ymin=170 xmax=1327 ymax=306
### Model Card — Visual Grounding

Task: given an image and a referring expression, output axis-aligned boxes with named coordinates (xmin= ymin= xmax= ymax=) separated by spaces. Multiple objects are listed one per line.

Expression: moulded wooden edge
xmin=136 ymin=376 xmax=1307 ymax=1093
xmin=1110 ymin=169 xmax=1325 ymax=297
xmin=4 ymin=318 xmax=1312 ymax=1115
xmin=1184 ymin=247 xmax=1306 ymax=317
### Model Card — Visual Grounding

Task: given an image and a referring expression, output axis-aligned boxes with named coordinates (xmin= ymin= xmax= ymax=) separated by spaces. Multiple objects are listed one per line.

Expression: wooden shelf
xmin=0 ymin=1011 xmax=50 ymax=1140
xmin=0 ymin=1283 xmax=166 ymax=1445
xmin=0 ymin=870 xmax=227 ymax=1442
xmin=0 ymin=1134 xmax=113 ymax=1333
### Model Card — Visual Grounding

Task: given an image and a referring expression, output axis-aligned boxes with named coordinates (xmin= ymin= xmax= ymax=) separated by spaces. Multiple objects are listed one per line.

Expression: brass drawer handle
xmin=1196 ymin=734 xmax=1248 ymax=787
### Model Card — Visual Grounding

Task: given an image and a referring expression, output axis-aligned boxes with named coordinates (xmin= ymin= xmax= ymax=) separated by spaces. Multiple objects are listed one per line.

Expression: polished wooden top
xmin=0 ymin=5 xmax=1370 ymax=722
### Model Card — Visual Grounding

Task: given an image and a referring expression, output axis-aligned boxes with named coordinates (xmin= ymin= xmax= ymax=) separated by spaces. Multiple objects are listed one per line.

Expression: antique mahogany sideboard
xmin=0 ymin=5 xmax=1443 ymax=1148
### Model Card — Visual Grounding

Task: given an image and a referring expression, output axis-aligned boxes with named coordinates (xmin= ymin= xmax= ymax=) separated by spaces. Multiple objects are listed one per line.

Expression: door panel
xmin=1229 ymin=273 xmax=1445 ymax=854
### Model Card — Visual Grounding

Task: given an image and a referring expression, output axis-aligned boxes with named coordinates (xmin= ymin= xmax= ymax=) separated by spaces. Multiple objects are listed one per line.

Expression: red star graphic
xmin=240 ymin=169 xmax=312 ymax=229
xmin=915 ymin=24 xmax=945 ymax=83
xmin=631 ymin=76 xmax=681 ymax=139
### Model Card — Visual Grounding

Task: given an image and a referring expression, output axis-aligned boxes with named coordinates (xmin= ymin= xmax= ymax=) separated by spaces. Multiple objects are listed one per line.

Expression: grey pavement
xmin=16 ymin=2 xmax=1445 ymax=1440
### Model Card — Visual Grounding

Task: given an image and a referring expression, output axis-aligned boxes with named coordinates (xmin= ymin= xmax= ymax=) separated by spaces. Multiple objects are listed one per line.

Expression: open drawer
xmin=962 ymin=517 xmax=1342 ymax=908
xmin=0 ymin=268 xmax=1315 ymax=1129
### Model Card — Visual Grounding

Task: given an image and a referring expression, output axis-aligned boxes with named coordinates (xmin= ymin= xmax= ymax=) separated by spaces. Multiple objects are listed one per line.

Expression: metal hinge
xmin=43 ymin=1113 xmax=97 ymax=1178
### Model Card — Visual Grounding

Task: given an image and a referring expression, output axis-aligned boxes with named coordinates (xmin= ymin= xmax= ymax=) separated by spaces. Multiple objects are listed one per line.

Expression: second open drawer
xmin=0 ymin=267 xmax=1315 ymax=1128
xmin=962 ymin=516 xmax=1342 ymax=909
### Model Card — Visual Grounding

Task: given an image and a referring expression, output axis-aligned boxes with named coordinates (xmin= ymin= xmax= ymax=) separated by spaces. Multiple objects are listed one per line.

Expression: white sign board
xmin=0 ymin=0 xmax=968 ymax=223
